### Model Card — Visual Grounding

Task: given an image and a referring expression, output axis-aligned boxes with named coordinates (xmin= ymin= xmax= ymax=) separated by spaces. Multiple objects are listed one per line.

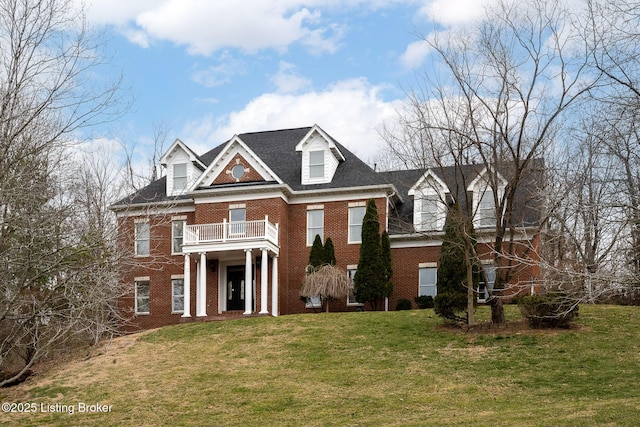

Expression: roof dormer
xmin=409 ymin=169 xmax=449 ymax=232
xmin=160 ymin=139 xmax=206 ymax=196
xmin=467 ymin=167 xmax=507 ymax=228
xmin=295 ymin=125 xmax=345 ymax=185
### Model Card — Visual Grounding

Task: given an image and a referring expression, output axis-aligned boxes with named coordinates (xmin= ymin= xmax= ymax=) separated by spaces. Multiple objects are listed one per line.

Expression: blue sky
xmin=79 ymin=0 xmax=492 ymax=166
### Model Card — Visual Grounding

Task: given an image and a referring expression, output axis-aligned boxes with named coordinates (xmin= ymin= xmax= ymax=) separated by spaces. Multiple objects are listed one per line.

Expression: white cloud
xmin=270 ymin=61 xmax=312 ymax=94
xmin=181 ymin=78 xmax=400 ymax=162
xmin=400 ymin=39 xmax=432 ymax=69
xmin=190 ymin=53 xmax=246 ymax=88
xmin=81 ymin=0 xmax=350 ymax=56
xmin=419 ymin=0 xmax=497 ymax=26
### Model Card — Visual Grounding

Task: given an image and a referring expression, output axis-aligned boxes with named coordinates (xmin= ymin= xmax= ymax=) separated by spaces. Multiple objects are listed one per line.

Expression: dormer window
xmin=173 ymin=163 xmax=187 ymax=191
xmin=477 ymin=188 xmax=496 ymax=227
xmin=408 ymin=170 xmax=449 ymax=233
xmin=295 ymin=126 xmax=345 ymax=185
xmin=309 ymin=150 xmax=324 ymax=179
xmin=467 ymin=167 xmax=506 ymax=229
xmin=420 ymin=195 xmax=442 ymax=231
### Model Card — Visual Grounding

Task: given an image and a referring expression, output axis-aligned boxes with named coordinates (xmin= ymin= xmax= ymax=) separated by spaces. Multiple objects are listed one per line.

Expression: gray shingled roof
xmin=113 ymin=126 xmax=389 ymax=208
xmin=382 ymin=160 xmax=544 ymax=234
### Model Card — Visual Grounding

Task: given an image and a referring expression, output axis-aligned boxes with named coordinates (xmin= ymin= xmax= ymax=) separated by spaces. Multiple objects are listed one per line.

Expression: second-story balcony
xmin=182 ymin=216 xmax=279 ymax=254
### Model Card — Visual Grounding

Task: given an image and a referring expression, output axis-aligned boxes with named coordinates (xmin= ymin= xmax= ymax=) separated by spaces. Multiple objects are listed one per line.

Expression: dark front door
xmin=227 ymin=266 xmax=245 ymax=311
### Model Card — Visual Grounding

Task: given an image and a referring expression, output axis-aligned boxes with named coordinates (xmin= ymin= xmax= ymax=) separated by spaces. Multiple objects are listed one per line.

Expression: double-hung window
xmin=229 ymin=208 xmax=246 ymax=236
xmin=418 ymin=266 xmax=437 ymax=297
xmin=309 ymin=150 xmax=325 ymax=179
xmin=172 ymin=278 xmax=184 ymax=313
xmin=172 ymin=221 xmax=185 ymax=254
xmin=173 ymin=163 xmax=187 ymax=191
xmin=347 ymin=267 xmax=362 ymax=306
xmin=135 ymin=280 xmax=150 ymax=314
xmin=135 ymin=221 xmax=150 ymax=256
xmin=307 ymin=208 xmax=324 ymax=246
xmin=348 ymin=206 xmax=366 ymax=243
xmin=420 ymin=195 xmax=440 ymax=231
xmin=477 ymin=188 xmax=496 ymax=228
xmin=477 ymin=264 xmax=496 ymax=302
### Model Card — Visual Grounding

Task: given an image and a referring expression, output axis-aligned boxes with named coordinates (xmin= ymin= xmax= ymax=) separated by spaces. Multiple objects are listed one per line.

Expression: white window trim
xmin=305 ymin=296 xmax=322 ymax=308
xmin=173 ymin=163 xmax=188 ymax=193
xmin=229 ymin=207 xmax=247 ymax=236
xmin=135 ymin=279 xmax=150 ymax=315
xmin=134 ymin=220 xmax=150 ymax=257
xmin=346 ymin=266 xmax=363 ymax=306
xmin=306 ymin=208 xmax=324 ymax=246
xmin=348 ymin=206 xmax=366 ymax=244
xmin=418 ymin=265 xmax=438 ymax=297
xmin=171 ymin=276 xmax=185 ymax=314
xmin=171 ymin=220 xmax=185 ymax=255
xmin=467 ymin=168 xmax=506 ymax=229
xmin=308 ymin=150 xmax=325 ymax=179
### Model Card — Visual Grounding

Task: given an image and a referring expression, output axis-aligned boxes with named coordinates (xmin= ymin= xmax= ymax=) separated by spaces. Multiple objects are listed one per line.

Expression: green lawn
xmin=1 ymin=305 xmax=639 ymax=426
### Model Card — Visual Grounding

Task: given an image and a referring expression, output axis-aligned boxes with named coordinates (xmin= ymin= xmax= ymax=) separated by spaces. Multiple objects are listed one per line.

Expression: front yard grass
xmin=1 ymin=304 xmax=639 ymax=426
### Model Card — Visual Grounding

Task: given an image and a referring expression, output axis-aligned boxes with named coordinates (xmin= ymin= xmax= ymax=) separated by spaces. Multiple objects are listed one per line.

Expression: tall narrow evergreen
xmin=323 ymin=237 xmax=336 ymax=265
xmin=309 ymin=234 xmax=325 ymax=268
xmin=434 ymin=202 xmax=478 ymax=321
xmin=354 ymin=199 xmax=386 ymax=310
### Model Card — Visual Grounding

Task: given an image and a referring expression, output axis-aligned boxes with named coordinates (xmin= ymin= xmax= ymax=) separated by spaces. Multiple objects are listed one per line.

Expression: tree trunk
xmin=466 ymin=244 xmax=475 ymax=326
xmin=490 ymin=297 xmax=505 ymax=324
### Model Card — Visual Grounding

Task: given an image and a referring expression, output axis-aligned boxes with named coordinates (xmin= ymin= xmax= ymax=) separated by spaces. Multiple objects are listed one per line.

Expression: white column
xmin=271 ymin=255 xmax=278 ymax=317
xmin=182 ymin=254 xmax=191 ymax=317
xmin=197 ymin=252 xmax=207 ymax=317
xmin=244 ymin=249 xmax=252 ymax=315
xmin=259 ymin=248 xmax=269 ymax=314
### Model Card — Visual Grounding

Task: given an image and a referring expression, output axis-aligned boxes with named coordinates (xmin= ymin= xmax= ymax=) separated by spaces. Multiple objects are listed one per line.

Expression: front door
xmin=227 ymin=266 xmax=245 ymax=310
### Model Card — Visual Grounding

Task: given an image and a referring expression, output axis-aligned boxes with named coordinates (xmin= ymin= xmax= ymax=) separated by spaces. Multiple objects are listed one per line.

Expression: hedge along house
xmin=112 ymin=125 xmax=543 ymax=330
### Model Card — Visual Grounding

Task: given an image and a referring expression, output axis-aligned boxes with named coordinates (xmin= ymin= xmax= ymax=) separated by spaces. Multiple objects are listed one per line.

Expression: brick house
xmin=112 ymin=125 xmax=542 ymax=330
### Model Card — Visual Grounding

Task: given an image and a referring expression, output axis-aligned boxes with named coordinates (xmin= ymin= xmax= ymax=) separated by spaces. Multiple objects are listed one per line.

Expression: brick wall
xmin=285 ymin=197 xmax=387 ymax=314
xmin=118 ymin=196 xmax=541 ymax=330
xmin=118 ymin=211 xmax=196 ymax=331
xmin=211 ymin=153 xmax=266 ymax=185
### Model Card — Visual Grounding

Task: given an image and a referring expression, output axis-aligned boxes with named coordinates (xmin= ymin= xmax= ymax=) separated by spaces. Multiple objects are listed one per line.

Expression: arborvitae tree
xmin=434 ymin=202 xmax=477 ymax=321
xmin=381 ymin=230 xmax=393 ymax=299
xmin=309 ymin=234 xmax=325 ymax=268
xmin=323 ymin=237 xmax=336 ymax=266
xmin=354 ymin=199 xmax=386 ymax=310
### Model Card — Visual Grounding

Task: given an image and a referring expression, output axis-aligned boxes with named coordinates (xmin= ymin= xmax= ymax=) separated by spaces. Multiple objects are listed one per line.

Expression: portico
xmin=180 ymin=216 xmax=279 ymax=318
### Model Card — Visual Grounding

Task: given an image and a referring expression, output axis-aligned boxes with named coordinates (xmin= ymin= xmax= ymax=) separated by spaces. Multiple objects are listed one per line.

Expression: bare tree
xmin=383 ymin=0 xmax=598 ymax=322
xmin=0 ymin=0 xmax=125 ymax=385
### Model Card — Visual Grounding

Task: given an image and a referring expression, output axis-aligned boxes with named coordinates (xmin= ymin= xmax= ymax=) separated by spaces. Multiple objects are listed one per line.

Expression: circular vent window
xmin=231 ymin=164 xmax=245 ymax=179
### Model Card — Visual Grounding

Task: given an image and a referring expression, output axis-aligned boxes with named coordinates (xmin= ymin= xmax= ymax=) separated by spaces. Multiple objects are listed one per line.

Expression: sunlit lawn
xmin=2 ymin=305 xmax=639 ymax=426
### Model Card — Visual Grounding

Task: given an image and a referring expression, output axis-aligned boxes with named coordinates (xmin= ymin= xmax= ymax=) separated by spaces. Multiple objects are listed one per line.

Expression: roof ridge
xmin=238 ymin=126 xmax=312 ymax=137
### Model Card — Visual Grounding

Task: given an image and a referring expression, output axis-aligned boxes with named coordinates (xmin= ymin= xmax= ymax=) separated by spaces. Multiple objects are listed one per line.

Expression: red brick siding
xmin=119 ymin=195 xmax=541 ymax=329
xmin=210 ymin=154 xmax=266 ymax=185
xmin=118 ymin=211 xmax=196 ymax=331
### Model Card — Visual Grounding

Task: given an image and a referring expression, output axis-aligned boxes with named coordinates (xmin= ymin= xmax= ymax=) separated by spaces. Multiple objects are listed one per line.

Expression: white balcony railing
xmin=183 ymin=216 xmax=279 ymax=247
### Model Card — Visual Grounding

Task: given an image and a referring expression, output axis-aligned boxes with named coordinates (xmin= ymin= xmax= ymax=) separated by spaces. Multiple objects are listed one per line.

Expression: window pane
xmin=172 ymin=279 xmax=184 ymax=312
xmin=230 ymin=208 xmax=246 ymax=222
xmin=136 ymin=281 xmax=150 ymax=313
xmin=419 ymin=267 xmax=437 ymax=297
xmin=307 ymin=210 xmax=324 ymax=245
xmin=421 ymin=195 xmax=440 ymax=230
xmin=229 ymin=208 xmax=246 ymax=235
xmin=348 ymin=207 xmax=366 ymax=242
xmin=135 ymin=223 xmax=150 ymax=256
xmin=172 ymin=221 xmax=184 ymax=253
xmin=309 ymin=151 xmax=324 ymax=178
xmin=347 ymin=269 xmax=360 ymax=305
xmin=478 ymin=189 xmax=495 ymax=227
xmin=173 ymin=163 xmax=187 ymax=190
